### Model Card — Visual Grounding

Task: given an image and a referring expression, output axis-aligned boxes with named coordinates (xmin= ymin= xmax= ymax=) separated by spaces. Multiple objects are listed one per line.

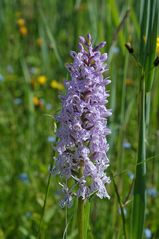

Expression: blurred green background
xmin=0 ymin=0 xmax=159 ymax=238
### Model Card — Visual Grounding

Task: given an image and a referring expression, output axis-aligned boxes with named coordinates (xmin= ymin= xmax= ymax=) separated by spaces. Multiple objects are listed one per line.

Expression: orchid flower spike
xmin=53 ymin=34 xmax=111 ymax=207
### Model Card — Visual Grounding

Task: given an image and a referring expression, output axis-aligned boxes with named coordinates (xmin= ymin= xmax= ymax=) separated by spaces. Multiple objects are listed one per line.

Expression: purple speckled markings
xmin=54 ymin=34 xmax=111 ymax=207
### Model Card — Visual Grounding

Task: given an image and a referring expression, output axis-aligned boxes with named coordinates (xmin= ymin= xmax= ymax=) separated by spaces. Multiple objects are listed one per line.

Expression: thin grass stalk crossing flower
xmin=53 ymin=34 xmax=111 ymax=237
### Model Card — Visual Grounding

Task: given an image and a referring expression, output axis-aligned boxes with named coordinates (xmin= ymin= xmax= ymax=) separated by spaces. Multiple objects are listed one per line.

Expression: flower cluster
xmin=54 ymin=34 xmax=111 ymax=207
xmin=17 ymin=17 xmax=28 ymax=36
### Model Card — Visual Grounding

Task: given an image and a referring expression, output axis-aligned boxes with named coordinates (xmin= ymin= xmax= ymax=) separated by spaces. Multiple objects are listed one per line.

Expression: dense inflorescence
xmin=54 ymin=34 xmax=111 ymax=207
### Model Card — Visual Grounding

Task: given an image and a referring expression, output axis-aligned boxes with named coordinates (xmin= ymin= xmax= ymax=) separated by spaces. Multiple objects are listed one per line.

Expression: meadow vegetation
xmin=0 ymin=0 xmax=159 ymax=238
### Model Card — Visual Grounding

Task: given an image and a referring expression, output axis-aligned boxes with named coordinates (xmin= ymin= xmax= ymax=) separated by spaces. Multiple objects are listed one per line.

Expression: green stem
xmin=37 ymin=163 xmax=53 ymax=239
xmin=77 ymin=162 xmax=85 ymax=239
xmin=78 ymin=197 xmax=85 ymax=239
xmin=111 ymin=171 xmax=127 ymax=239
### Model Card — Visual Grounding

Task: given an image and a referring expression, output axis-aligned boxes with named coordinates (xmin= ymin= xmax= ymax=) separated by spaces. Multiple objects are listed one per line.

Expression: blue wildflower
xmin=0 ymin=74 xmax=4 ymax=82
xmin=6 ymin=65 xmax=14 ymax=74
xmin=128 ymin=171 xmax=134 ymax=180
xmin=144 ymin=228 xmax=152 ymax=239
xmin=25 ymin=211 xmax=32 ymax=218
xmin=147 ymin=188 xmax=158 ymax=198
xmin=112 ymin=46 xmax=120 ymax=54
xmin=123 ymin=141 xmax=131 ymax=149
xmin=46 ymin=103 xmax=52 ymax=110
xmin=19 ymin=173 xmax=29 ymax=183
xmin=14 ymin=98 xmax=23 ymax=105
xmin=47 ymin=136 xmax=56 ymax=143
xmin=30 ymin=67 xmax=37 ymax=74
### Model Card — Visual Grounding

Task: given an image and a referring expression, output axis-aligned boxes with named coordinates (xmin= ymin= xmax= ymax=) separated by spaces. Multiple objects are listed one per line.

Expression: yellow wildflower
xmin=156 ymin=37 xmax=159 ymax=55
xmin=37 ymin=75 xmax=47 ymax=85
xmin=19 ymin=26 xmax=28 ymax=36
xmin=33 ymin=96 xmax=44 ymax=109
xmin=33 ymin=96 xmax=39 ymax=106
xmin=50 ymin=80 xmax=64 ymax=90
xmin=125 ymin=79 xmax=134 ymax=86
xmin=36 ymin=38 xmax=43 ymax=47
xmin=17 ymin=18 xmax=25 ymax=27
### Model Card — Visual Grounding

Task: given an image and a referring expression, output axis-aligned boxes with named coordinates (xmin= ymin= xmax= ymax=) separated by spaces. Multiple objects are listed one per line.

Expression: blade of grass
xmin=139 ymin=0 xmax=148 ymax=65
xmin=144 ymin=0 xmax=158 ymax=129
xmin=38 ymin=6 xmax=63 ymax=68
xmin=87 ymin=0 xmax=98 ymax=39
xmin=108 ymin=0 xmax=126 ymax=53
xmin=21 ymin=59 xmax=34 ymax=169
xmin=145 ymin=0 xmax=158 ymax=92
xmin=131 ymin=0 xmax=159 ymax=237
xmin=37 ymin=153 xmax=54 ymax=239
xmin=110 ymin=171 xmax=127 ymax=239
xmin=131 ymin=72 xmax=146 ymax=239
xmin=37 ymin=122 xmax=56 ymax=238
xmin=117 ymin=52 xmax=129 ymax=171
xmin=130 ymin=7 xmax=140 ymax=39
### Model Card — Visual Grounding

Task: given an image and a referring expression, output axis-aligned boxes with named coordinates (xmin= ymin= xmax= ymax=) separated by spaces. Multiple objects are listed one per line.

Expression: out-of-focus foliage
xmin=0 ymin=0 xmax=159 ymax=238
